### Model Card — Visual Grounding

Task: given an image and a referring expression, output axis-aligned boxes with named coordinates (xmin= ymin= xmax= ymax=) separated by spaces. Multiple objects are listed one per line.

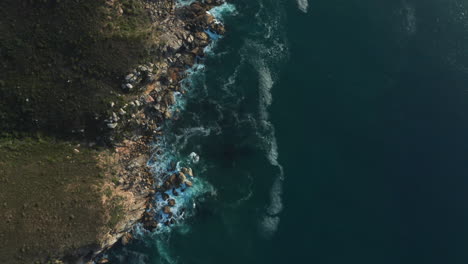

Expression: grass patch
xmin=107 ymin=195 xmax=125 ymax=229
xmin=0 ymin=0 xmax=161 ymax=140
xmin=0 ymin=138 xmax=106 ymax=263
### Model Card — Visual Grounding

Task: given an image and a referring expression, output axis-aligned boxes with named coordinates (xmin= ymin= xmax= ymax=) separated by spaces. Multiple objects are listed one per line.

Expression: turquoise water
xmin=108 ymin=0 xmax=468 ymax=263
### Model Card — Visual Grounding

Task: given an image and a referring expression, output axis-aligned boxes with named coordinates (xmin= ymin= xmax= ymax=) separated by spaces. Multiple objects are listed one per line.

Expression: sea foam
xmin=297 ymin=0 xmax=309 ymax=13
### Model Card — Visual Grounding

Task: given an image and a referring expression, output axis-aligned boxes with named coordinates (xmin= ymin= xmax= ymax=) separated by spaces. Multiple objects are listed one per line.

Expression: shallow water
xmin=107 ymin=0 xmax=468 ymax=263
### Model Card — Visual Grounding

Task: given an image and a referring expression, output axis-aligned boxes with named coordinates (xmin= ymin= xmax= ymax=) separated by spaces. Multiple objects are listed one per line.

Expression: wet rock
xmin=164 ymin=110 xmax=172 ymax=119
xmin=163 ymin=206 xmax=171 ymax=214
xmin=182 ymin=167 xmax=193 ymax=177
xmin=168 ymin=199 xmax=176 ymax=206
xmin=190 ymin=47 xmax=205 ymax=57
xmin=168 ymin=173 xmax=178 ymax=185
xmin=162 ymin=192 xmax=170 ymax=201
xmin=172 ymin=188 xmax=179 ymax=196
xmin=179 ymin=53 xmax=196 ymax=67
xmin=178 ymin=172 xmax=187 ymax=184
xmin=98 ymin=258 xmax=110 ymax=264
xmin=212 ymin=23 xmax=226 ymax=35
xmin=121 ymin=233 xmax=132 ymax=246
xmin=185 ymin=180 xmax=193 ymax=187
xmin=203 ymin=14 xmax=215 ymax=25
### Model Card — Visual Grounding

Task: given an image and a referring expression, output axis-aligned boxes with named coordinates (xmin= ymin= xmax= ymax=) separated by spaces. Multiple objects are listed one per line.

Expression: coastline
xmin=91 ymin=0 xmax=227 ymax=262
xmin=0 ymin=1 xmax=230 ymax=263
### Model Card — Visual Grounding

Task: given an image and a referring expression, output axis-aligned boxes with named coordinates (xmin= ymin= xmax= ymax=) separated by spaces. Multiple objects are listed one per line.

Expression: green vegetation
xmin=0 ymin=0 xmax=161 ymax=262
xmin=0 ymin=0 xmax=160 ymax=139
xmin=107 ymin=195 xmax=125 ymax=229
xmin=0 ymin=138 xmax=105 ymax=263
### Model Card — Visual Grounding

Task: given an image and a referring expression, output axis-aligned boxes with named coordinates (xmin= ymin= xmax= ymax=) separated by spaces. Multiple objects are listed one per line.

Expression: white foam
xmin=402 ymin=0 xmax=417 ymax=35
xmin=260 ymin=215 xmax=280 ymax=239
xmin=189 ymin=152 xmax=200 ymax=163
xmin=267 ymin=176 xmax=284 ymax=215
xmin=297 ymin=0 xmax=309 ymax=13
xmin=208 ymin=2 xmax=238 ymax=22
xmin=155 ymin=237 xmax=177 ymax=264
xmin=253 ymin=60 xmax=276 ymax=125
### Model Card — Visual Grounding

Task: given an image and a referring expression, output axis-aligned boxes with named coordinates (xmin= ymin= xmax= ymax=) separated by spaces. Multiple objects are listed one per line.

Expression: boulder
xmin=212 ymin=23 xmax=226 ymax=35
xmin=195 ymin=31 xmax=209 ymax=41
xmin=168 ymin=173 xmax=178 ymax=185
xmin=163 ymin=206 xmax=171 ymax=214
xmin=121 ymin=233 xmax=132 ymax=246
xmin=186 ymin=167 xmax=193 ymax=177
xmin=168 ymin=199 xmax=176 ymax=207
xmin=177 ymin=172 xmax=187 ymax=184
xmin=125 ymin=73 xmax=134 ymax=82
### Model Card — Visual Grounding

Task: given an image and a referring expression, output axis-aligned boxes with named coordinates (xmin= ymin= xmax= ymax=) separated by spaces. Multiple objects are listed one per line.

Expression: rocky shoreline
xmin=90 ymin=0 xmax=226 ymax=262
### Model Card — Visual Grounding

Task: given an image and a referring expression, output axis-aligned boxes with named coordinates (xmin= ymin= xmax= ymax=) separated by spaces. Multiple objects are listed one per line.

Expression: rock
xmin=119 ymin=108 xmax=126 ymax=115
xmin=168 ymin=199 xmax=176 ymax=206
xmin=168 ymin=173 xmax=178 ymax=185
xmin=73 ymin=149 xmax=80 ymax=154
xmin=125 ymin=83 xmax=133 ymax=90
xmin=166 ymin=92 xmax=176 ymax=105
xmin=195 ymin=31 xmax=209 ymax=41
xmin=212 ymin=23 xmax=226 ymax=35
xmin=107 ymin=123 xmax=118 ymax=129
xmin=125 ymin=73 xmax=134 ymax=82
xmin=186 ymin=167 xmax=193 ymax=177
xmin=121 ymin=233 xmax=132 ymax=246
xmin=185 ymin=180 xmax=193 ymax=187
xmin=179 ymin=53 xmax=196 ymax=67
xmin=98 ymin=258 xmax=110 ymax=264
xmin=163 ymin=206 xmax=171 ymax=214
xmin=187 ymin=34 xmax=194 ymax=43
xmin=178 ymin=172 xmax=187 ymax=184
xmin=190 ymin=47 xmax=205 ymax=57
xmin=164 ymin=110 xmax=172 ymax=119
xmin=172 ymin=188 xmax=179 ymax=196
xmin=145 ymin=95 xmax=155 ymax=103
xmin=203 ymin=14 xmax=215 ymax=25
xmin=162 ymin=193 xmax=170 ymax=201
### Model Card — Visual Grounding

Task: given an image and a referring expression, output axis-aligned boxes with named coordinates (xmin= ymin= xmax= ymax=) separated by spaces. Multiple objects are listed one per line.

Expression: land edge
xmin=85 ymin=1 xmax=227 ymax=263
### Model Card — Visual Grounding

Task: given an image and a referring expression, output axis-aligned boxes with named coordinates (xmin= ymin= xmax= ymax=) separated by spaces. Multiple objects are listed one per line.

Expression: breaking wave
xmin=297 ymin=0 xmax=309 ymax=13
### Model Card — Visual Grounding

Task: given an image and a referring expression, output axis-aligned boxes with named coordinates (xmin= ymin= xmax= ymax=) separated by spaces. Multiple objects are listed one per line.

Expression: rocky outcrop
xmin=90 ymin=0 xmax=226 ymax=262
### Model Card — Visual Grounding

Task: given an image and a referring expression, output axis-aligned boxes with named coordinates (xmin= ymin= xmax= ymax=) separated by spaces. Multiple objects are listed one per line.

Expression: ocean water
xmin=107 ymin=0 xmax=468 ymax=263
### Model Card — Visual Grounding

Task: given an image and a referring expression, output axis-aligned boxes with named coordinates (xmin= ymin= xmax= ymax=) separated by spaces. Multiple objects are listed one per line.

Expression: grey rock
xmin=107 ymin=123 xmax=118 ymax=129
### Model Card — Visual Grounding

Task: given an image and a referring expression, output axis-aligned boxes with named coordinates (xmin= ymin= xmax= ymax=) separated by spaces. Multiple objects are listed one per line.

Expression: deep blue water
xmin=108 ymin=0 xmax=468 ymax=263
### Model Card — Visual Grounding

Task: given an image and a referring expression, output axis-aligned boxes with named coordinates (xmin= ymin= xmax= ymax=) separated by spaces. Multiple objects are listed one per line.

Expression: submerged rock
xmin=168 ymin=199 xmax=176 ymax=206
